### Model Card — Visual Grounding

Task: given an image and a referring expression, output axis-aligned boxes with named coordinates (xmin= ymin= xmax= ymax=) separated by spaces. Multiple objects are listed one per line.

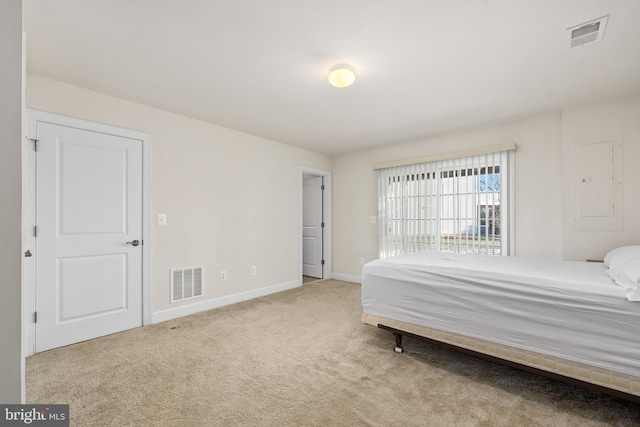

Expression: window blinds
xmin=377 ymin=146 xmax=514 ymax=259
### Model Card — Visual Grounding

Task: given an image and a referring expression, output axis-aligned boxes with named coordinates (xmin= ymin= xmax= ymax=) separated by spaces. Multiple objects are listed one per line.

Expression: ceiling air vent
xmin=566 ymin=16 xmax=608 ymax=49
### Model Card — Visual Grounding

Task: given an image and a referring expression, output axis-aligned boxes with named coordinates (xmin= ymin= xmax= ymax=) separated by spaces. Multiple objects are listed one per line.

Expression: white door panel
xmin=302 ymin=176 xmax=323 ymax=278
xmin=302 ymin=236 xmax=318 ymax=266
xmin=58 ymin=141 xmax=129 ymax=234
xmin=58 ymin=254 xmax=128 ymax=320
xmin=35 ymin=122 xmax=143 ymax=352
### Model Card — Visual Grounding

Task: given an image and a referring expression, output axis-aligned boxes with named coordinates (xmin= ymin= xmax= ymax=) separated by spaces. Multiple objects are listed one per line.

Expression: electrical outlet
xmin=360 ymin=257 xmax=365 ymax=265
xmin=250 ymin=266 xmax=257 ymax=275
xmin=220 ymin=270 xmax=227 ymax=280
xmin=158 ymin=214 xmax=167 ymax=226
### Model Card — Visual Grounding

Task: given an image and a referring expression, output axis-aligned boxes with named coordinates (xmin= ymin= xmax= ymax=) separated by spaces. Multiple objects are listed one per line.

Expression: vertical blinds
xmin=377 ymin=146 xmax=514 ymax=259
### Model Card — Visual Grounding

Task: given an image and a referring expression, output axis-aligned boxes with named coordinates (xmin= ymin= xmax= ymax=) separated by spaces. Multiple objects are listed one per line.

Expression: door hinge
xmin=34 ymin=312 xmax=38 ymax=323
xmin=27 ymin=137 xmax=39 ymax=151
xmin=321 ymin=259 xmax=325 ymax=265
xmin=321 ymin=222 xmax=325 ymax=228
xmin=34 ymin=226 xmax=37 ymax=237
xmin=321 ymin=184 xmax=325 ymax=191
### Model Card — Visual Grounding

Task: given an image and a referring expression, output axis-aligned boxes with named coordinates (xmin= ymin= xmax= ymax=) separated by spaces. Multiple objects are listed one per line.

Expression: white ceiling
xmin=24 ymin=0 xmax=640 ymax=156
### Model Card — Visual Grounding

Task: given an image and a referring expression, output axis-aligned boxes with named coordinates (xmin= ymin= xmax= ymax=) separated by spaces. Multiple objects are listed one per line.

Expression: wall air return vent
xmin=566 ymin=16 xmax=608 ymax=49
xmin=171 ymin=267 xmax=203 ymax=303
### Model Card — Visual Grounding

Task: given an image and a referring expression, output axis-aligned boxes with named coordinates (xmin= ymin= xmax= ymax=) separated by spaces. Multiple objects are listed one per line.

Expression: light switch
xmin=158 ymin=214 xmax=167 ymax=226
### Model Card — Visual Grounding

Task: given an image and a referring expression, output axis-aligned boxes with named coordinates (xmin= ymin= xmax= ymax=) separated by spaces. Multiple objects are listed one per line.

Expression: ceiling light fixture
xmin=328 ymin=64 xmax=356 ymax=88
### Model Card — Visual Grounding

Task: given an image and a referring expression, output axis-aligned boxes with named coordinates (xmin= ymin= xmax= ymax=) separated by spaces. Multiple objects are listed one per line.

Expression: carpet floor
xmin=27 ymin=280 xmax=640 ymax=426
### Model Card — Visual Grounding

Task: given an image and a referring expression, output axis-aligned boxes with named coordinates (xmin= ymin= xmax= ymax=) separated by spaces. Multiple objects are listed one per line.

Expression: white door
xmin=302 ymin=176 xmax=323 ymax=278
xmin=35 ymin=121 xmax=143 ymax=352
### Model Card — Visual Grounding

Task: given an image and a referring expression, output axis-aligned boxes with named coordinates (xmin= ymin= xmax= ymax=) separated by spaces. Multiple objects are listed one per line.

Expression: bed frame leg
xmin=394 ymin=333 xmax=404 ymax=353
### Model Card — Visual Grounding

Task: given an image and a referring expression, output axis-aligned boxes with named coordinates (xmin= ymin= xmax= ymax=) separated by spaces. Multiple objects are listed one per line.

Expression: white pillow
xmin=610 ymin=259 xmax=640 ymax=290
xmin=604 ymin=245 xmax=640 ymax=269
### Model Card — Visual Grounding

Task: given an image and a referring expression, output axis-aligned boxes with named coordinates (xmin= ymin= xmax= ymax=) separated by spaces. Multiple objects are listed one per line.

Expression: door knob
xmin=126 ymin=240 xmax=141 ymax=247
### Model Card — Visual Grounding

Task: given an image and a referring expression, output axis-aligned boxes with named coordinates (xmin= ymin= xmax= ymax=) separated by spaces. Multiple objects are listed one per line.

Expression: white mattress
xmin=361 ymin=251 xmax=640 ymax=378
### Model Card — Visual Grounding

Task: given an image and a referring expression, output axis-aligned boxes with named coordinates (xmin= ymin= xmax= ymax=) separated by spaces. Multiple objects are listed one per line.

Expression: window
xmin=376 ymin=146 xmax=515 ymax=259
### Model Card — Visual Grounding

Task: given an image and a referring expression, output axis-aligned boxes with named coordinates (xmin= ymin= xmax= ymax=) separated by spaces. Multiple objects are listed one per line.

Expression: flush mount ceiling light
xmin=328 ymin=64 xmax=356 ymax=88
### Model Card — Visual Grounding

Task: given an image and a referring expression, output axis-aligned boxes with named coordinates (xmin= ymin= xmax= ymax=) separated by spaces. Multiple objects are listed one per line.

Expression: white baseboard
xmin=151 ymin=279 xmax=301 ymax=324
xmin=332 ymin=273 xmax=362 ymax=284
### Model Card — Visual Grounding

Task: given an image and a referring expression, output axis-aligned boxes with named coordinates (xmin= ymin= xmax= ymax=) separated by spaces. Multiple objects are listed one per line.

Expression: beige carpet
xmin=27 ymin=280 xmax=640 ymax=426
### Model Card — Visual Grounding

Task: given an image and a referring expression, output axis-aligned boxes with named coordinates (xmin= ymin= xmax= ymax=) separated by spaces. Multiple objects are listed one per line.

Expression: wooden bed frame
xmin=362 ymin=313 xmax=640 ymax=404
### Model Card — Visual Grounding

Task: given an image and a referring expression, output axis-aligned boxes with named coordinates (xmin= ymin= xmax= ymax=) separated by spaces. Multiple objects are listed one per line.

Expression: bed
xmin=361 ymin=247 xmax=640 ymax=402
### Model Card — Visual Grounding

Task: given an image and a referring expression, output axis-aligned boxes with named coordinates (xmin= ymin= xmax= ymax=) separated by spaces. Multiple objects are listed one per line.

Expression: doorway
xmin=299 ymin=167 xmax=332 ymax=284
xmin=302 ymin=175 xmax=324 ymax=279
xmin=24 ymin=110 xmax=151 ymax=355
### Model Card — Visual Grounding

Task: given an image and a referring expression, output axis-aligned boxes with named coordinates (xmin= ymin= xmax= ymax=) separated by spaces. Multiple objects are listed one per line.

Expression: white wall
xmin=26 ymin=75 xmax=332 ymax=317
xmin=0 ymin=0 xmax=24 ymax=403
xmin=333 ymin=113 xmax=564 ymax=278
xmin=334 ymin=96 xmax=640 ymax=278
xmin=561 ymin=95 xmax=640 ymax=261
xmin=23 ymin=70 xmax=640 ymax=327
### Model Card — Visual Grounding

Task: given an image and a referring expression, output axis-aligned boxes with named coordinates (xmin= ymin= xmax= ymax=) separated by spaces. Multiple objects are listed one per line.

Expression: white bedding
xmin=361 ymin=251 xmax=640 ymax=377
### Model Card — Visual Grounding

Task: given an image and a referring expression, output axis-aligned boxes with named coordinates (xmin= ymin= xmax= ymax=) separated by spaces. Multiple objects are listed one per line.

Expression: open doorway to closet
xmin=299 ymin=167 xmax=332 ymax=284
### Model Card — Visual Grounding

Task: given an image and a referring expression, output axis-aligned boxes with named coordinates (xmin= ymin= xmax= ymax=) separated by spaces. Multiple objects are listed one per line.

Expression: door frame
xmin=302 ymin=174 xmax=324 ymax=279
xmin=22 ymin=109 xmax=152 ymax=356
xmin=298 ymin=166 xmax=332 ymax=283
